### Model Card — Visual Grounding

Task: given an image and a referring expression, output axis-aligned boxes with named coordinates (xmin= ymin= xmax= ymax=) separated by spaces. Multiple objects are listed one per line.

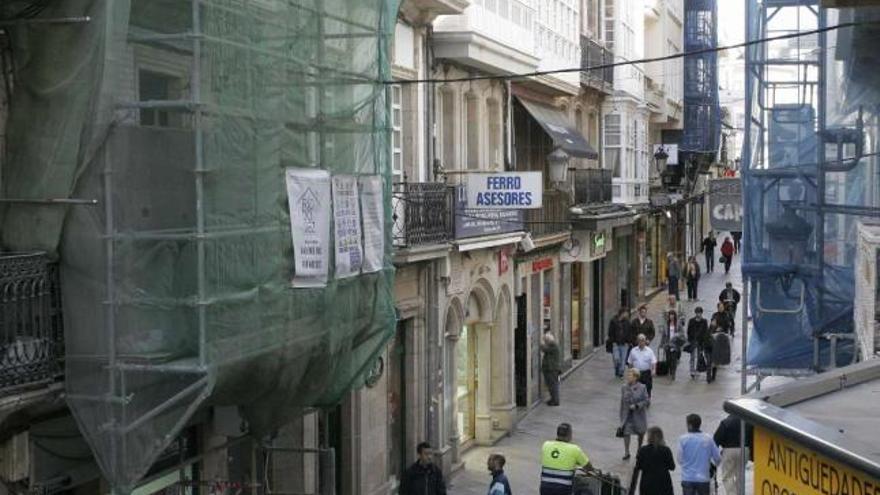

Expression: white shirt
xmin=627 ymin=346 xmax=657 ymax=371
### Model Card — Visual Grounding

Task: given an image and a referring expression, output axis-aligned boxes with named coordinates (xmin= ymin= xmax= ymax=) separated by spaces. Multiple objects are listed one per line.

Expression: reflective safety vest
xmin=540 ymin=440 xmax=589 ymax=488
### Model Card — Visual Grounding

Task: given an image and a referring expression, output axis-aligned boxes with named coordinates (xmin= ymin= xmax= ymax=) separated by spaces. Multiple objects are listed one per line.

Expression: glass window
xmin=391 ymin=85 xmax=403 ymax=178
xmin=466 ymin=94 xmax=480 ymax=170
xmin=442 ymin=89 xmax=457 ymax=169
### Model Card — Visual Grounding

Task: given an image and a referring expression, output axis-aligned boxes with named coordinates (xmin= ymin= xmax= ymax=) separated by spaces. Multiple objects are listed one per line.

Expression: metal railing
xmin=580 ymin=36 xmax=614 ymax=92
xmin=392 ymin=182 xmax=451 ymax=248
xmin=574 ymin=169 xmax=613 ymax=205
xmin=0 ymin=252 xmax=63 ymax=393
xmin=526 ymin=190 xmax=571 ymax=238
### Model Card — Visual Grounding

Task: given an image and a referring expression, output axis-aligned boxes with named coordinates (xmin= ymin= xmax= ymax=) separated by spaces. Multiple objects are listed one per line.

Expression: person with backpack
xmin=720 ymin=237 xmax=735 ymax=275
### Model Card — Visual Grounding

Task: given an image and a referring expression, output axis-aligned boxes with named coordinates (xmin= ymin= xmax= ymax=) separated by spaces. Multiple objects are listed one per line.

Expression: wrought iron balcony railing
xmin=392 ymin=182 xmax=451 ymax=248
xmin=525 ymin=189 xmax=571 ymax=238
xmin=580 ymin=36 xmax=614 ymax=93
xmin=574 ymin=168 xmax=613 ymax=205
xmin=0 ymin=252 xmax=64 ymax=393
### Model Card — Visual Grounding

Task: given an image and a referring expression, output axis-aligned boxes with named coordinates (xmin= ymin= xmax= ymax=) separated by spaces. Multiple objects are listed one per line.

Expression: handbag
xmin=616 ymin=410 xmax=631 ymax=438
xmin=719 ymin=256 xmax=726 ymax=263
xmin=682 ymin=342 xmax=693 ymax=354
xmin=606 ymin=340 xmax=614 ymax=353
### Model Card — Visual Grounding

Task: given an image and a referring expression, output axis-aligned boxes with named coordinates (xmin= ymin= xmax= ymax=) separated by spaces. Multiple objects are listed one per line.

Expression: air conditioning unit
xmin=855 ymin=222 xmax=880 ymax=359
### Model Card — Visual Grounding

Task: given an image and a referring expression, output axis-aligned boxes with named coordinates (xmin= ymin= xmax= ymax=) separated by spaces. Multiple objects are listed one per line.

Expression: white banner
xmin=359 ymin=175 xmax=385 ymax=274
xmin=285 ymin=168 xmax=331 ymax=288
xmin=332 ymin=175 xmax=364 ymax=278
xmin=465 ymin=171 xmax=543 ymax=209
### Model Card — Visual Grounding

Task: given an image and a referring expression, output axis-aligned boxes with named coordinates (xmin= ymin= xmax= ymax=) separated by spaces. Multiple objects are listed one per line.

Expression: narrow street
xmin=451 ymin=253 xmax=749 ymax=494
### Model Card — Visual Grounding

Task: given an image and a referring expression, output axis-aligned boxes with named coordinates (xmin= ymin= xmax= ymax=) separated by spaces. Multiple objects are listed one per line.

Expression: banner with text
xmin=359 ymin=175 xmax=384 ymax=274
xmin=466 ymin=171 xmax=543 ymax=209
xmin=332 ymin=175 xmax=364 ymax=278
xmin=286 ymin=168 xmax=331 ymax=288
xmin=709 ymin=178 xmax=743 ymax=232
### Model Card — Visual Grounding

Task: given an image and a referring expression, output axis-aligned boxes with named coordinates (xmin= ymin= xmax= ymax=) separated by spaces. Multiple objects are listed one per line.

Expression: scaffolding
xmin=682 ymin=0 xmax=721 ymax=172
xmin=0 ymin=0 xmax=398 ymax=492
xmin=742 ymin=0 xmax=880 ymax=387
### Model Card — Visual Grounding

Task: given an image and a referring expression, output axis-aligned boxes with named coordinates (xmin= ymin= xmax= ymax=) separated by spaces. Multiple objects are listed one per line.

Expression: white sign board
xmin=332 ymin=175 xmax=364 ymax=279
xmin=465 ymin=172 xmax=543 ymax=209
xmin=285 ymin=168 xmax=331 ymax=288
xmin=359 ymin=175 xmax=385 ymax=274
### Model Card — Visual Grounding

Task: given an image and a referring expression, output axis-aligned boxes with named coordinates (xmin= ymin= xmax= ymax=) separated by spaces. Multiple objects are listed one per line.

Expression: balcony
xmin=580 ymin=36 xmax=613 ymax=94
xmin=525 ymin=189 xmax=571 ymax=239
xmin=574 ymin=169 xmax=613 ymax=205
xmin=392 ymin=182 xmax=452 ymax=249
xmin=432 ymin=0 xmax=539 ymax=76
xmin=612 ymin=178 xmax=650 ymax=205
xmin=0 ymin=252 xmax=64 ymax=394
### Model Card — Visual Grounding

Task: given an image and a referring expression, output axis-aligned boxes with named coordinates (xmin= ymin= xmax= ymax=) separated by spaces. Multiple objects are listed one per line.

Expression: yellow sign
xmin=754 ymin=426 xmax=880 ymax=495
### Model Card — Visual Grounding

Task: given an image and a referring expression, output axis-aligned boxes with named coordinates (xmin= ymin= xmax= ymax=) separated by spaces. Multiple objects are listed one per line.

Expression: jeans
xmin=689 ymin=345 xmax=702 ymax=374
xmin=543 ymin=369 xmax=560 ymax=404
xmin=668 ymin=276 xmax=680 ymax=299
xmin=682 ymin=481 xmax=711 ymax=495
xmin=612 ymin=343 xmax=629 ymax=377
xmin=705 ymin=251 xmax=714 ymax=272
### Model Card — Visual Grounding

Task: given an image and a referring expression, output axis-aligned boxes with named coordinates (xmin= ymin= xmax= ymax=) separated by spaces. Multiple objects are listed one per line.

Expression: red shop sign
xmin=532 ymin=258 xmax=553 ymax=272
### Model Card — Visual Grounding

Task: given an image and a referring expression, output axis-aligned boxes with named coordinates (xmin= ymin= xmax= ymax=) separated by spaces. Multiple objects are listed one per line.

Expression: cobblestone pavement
xmin=448 ymin=250 xmax=764 ymax=495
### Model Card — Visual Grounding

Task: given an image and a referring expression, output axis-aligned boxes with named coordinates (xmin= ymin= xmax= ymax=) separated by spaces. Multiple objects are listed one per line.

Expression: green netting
xmin=0 ymin=0 xmax=398 ymax=492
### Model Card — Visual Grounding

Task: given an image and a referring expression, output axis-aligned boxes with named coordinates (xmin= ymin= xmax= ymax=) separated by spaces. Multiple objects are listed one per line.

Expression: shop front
xmin=561 ymin=230 xmax=611 ymax=361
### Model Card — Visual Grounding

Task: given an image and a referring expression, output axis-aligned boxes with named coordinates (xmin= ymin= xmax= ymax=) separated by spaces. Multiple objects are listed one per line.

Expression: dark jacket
xmin=541 ymin=339 xmax=561 ymax=373
xmin=631 ymin=317 xmax=656 ymax=342
xmin=630 ymin=444 xmax=675 ymax=495
xmin=686 ymin=261 xmax=701 ymax=282
xmin=687 ymin=317 xmax=710 ymax=347
xmin=609 ymin=318 xmax=635 ymax=346
xmin=711 ymin=310 xmax=732 ymax=334
xmin=702 ymin=237 xmax=717 ymax=254
xmin=719 ymin=288 xmax=741 ymax=306
xmin=400 ymin=461 xmax=447 ymax=495
xmin=713 ymin=415 xmax=754 ymax=459
xmin=487 ymin=470 xmax=512 ymax=495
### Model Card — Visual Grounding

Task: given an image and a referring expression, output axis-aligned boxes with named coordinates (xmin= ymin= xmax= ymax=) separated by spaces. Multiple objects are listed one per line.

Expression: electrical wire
xmin=385 ymin=21 xmax=872 ymax=86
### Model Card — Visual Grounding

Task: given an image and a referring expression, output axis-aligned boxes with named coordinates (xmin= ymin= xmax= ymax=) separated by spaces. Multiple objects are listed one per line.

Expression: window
xmin=604 ymin=114 xmax=621 ymax=177
xmin=441 ymin=89 xmax=457 ymax=169
xmin=487 ymin=99 xmax=502 ymax=169
xmin=466 ymin=94 xmax=480 ymax=170
xmin=391 ymin=85 xmax=403 ymax=180
xmin=139 ymin=70 xmax=181 ymax=127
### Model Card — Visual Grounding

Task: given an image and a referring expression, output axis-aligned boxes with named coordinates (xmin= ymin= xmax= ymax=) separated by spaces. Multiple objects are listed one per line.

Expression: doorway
xmin=515 ymin=293 xmax=527 ymax=407
xmin=456 ymin=325 xmax=477 ymax=443
xmin=592 ymin=260 xmax=603 ymax=348
xmin=571 ymin=263 xmax=582 ymax=359
xmin=387 ymin=320 xmax=407 ymax=482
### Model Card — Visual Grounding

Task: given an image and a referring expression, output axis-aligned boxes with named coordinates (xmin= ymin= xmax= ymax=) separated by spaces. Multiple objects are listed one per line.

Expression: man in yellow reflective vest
xmin=541 ymin=422 xmax=592 ymax=495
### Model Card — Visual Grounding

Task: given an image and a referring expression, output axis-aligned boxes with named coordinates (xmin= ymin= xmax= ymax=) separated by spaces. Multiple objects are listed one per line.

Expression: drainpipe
xmin=425 ymin=24 xmax=436 ymax=181
xmin=505 ymin=80 xmax=513 ymax=171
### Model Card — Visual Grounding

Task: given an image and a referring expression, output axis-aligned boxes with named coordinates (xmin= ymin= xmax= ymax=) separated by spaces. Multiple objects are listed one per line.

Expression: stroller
xmin=573 ymin=467 xmax=625 ymax=495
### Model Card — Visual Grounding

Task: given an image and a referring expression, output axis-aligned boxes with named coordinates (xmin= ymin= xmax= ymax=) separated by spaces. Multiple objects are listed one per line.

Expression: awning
xmin=516 ymin=97 xmax=599 ymax=159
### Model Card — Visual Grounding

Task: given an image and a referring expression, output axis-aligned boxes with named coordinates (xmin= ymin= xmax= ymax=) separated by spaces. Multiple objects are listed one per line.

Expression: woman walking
xmin=661 ymin=310 xmax=685 ymax=380
xmin=619 ymin=368 xmax=650 ymax=461
xmin=685 ymin=256 xmax=701 ymax=301
xmin=628 ymin=427 xmax=675 ymax=495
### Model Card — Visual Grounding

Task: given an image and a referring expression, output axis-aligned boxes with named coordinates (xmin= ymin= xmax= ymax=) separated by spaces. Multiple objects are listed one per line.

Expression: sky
xmin=718 ymin=0 xmax=746 ymax=45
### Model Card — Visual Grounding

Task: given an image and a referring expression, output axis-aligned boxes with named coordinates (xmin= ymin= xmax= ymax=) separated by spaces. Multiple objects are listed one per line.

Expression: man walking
xmin=541 ymin=331 xmax=562 ymax=406
xmin=686 ymin=308 xmax=710 ymax=379
xmin=627 ymin=334 xmax=657 ymax=397
xmin=401 ymin=442 xmax=447 ymax=495
xmin=713 ymin=415 xmax=753 ymax=495
xmin=702 ymin=232 xmax=717 ymax=273
xmin=608 ymin=308 xmax=634 ymax=378
xmin=718 ymin=282 xmax=741 ymax=317
xmin=731 ymin=231 xmax=742 ymax=254
xmin=486 ymin=453 xmax=512 ymax=495
xmin=540 ymin=423 xmax=591 ymax=495
xmin=631 ymin=305 xmax=656 ymax=343
xmin=678 ymin=414 xmax=721 ymax=495
xmin=667 ymin=253 xmax=681 ymax=300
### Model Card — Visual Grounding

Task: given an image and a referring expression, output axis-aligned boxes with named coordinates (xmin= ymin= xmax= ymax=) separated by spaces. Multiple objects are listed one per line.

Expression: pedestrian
xmin=709 ymin=323 xmax=731 ymax=383
xmin=718 ymin=282 xmax=741 ymax=317
xmin=666 ymin=253 xmax=681 ymax=300
xmin=678 ymin=414 xmax=721 ymax=495
xmin=608 ymin=308 xmax=633 ymax=378
xmin=486 ymin=453 xmax=512 ymax=495
xmin=713 ymin=415 xmax=753 ymax=495
xmin=661 ymin=310 xmax=685 ymax=380
xmin=631 ymin=305 xmax=656 ymax=343
xmin=711 ymin=302 xmax=733 ymax=336
xmin=619 ymin=368 xmax=650 ymax=461
xmin=731 ymin=231 xmax=742 ymax=254
xmin=685 ymin=256 xmax=701 ymax=301
xmin=541 ymin=331 xmax=561 ymax=406
xmin=663 ymin=295 xmax=683 ymax=322
xmin=541 ymin=422 xmax=591 ymax=495
xmin=627 ymin=334 xmax=657 ymax=397
xmin=720 ymin=237 xmax=735 ymax=274
xmin=702 ymin=232 xmax=717 ymax=273
xmin=628 ymin=426 xmax=675 ymax=495
xmin=686 ymin=307 xmax=710 ymax=379
xmin=400 ymin=442 xmax=447 ymax=495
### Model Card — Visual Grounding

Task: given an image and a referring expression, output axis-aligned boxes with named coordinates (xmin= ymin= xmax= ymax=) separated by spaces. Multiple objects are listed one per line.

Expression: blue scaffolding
xmin=682 ymin=0 xmax=721 ymax=173
xmin=742 ymin=0 xmax=880 ymax=386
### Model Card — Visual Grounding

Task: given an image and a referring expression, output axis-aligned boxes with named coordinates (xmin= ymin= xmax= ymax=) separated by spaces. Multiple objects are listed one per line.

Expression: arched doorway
xmin=491 ymin=286 xmax=515 ymax=432
xmin=442 ymin=299 xmax=463 ymax=456
xmin=459 ymin=281 xmax=494 ymax=445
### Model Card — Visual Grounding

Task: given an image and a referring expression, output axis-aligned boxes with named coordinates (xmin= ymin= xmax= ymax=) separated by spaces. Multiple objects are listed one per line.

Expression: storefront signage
xmin=453 ymin=185 xmax=524 ymax=239
xmin=754 ymin=426 xmax=880 ymax=495
xmin=465 ymin=172 xmax=543 ymax=209
xmin=709 ymin=178 xmax=743 ymax=232
xmin=560 ymin=231 xmax=611 ymax=263
xmin=532 ymin=258 xmax=554 ymax=272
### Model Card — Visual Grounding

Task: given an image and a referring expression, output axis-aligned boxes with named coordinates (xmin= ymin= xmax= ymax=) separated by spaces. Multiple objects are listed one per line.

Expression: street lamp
xmin=655 ymin=145 xmax=681 ymax=190
xmin=547 ymin=147 xmax=570 ymax=184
